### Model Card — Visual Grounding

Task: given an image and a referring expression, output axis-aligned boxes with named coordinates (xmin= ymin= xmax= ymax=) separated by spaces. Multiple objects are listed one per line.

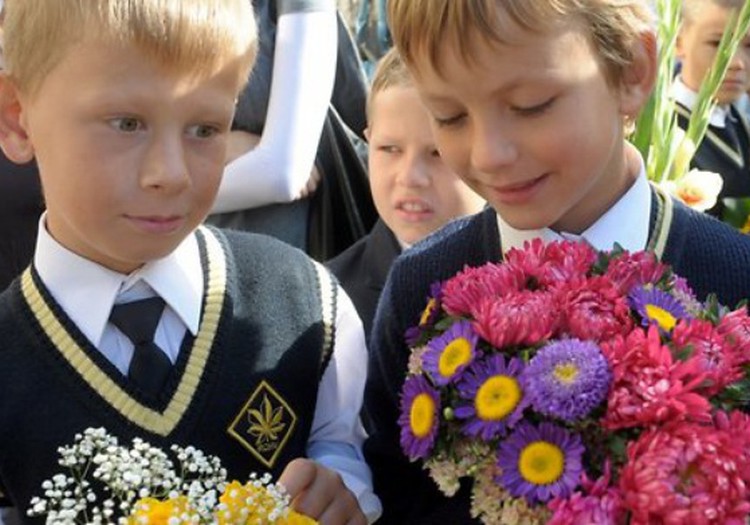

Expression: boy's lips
xmin=394 ymin=198 xmax=434 ymax=222
xmin=490 ymin=174 xmax=548 ymax=205
xmin=126 ymin=214 xmax=186 ymax=234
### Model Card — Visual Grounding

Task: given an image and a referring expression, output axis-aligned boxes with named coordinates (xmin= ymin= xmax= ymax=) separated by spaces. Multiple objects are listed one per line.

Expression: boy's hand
xmin=278 ymin=458 xmax=367 ymax=525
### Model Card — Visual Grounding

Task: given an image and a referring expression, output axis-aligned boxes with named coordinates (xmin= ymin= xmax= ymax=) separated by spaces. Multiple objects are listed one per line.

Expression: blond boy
xmin=0 ymin=1 xmax=379 ymax=523
xmin=364 ymin=1 xmax=750 ymax=522
xmin=327 ymin=48 xmax=484 ymax=339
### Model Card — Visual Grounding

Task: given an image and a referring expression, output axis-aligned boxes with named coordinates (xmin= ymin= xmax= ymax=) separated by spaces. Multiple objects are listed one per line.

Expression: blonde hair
xmin=682 ymin=0 xmax=747 ymax=25
xmin=387 ymin=0 xmax=654 ymax=86
xmin=3 ymin=0 xmax=258 ymax=96
xmin=366 ymin=47 xmax=413 ymax=124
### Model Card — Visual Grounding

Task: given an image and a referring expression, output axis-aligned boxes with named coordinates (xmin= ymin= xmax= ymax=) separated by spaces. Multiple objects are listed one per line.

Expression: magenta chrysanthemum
xmin=619 ymin=418 xmax=750 ymax=524
xmin=398 ymin=375 xmax=441 ymax=460
xmin=472 ymin=290 xmax=559 ymax=349
xmin=561 ymin=276 xmax=633 ymax=343
xmin=548 ymin=462 xmax=625 ymax=525
xmin=523 ymin=339 xmax=611 ymax=422
xmin=504 ymin=238 xmax=597 ymax=287
xmin=603 ymin=250 xmax=667 ymax=295
xmin=454 ymin=354 xmax=526 ymax=440
xmin=441 ymin=263 xmax=524 ymax=317
xmin=496 ymin=422 xmax=584 ymax=504
xmin=421 ymin=320 xmax=479 ymax=385
xmin=629 ymin=286 xmax=688 ymax=333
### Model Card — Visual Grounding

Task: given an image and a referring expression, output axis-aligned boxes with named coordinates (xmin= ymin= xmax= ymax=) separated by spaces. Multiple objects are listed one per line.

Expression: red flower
xmin=504 ymin=238 xmax=596 ymax=288
xmin=671 ymin=319 xmax=742 ymax=396
xmin=471 ymin=290 xmax=559 ymax=349
xmin=604 ymin=250 xmax=668 ymax=295
xmin=561 ymin=276 xmax=633 ymax=343
xmin=441 ymin=263 xmax=524 ymax=317
xmin=619 ymin=417 xmax=750 ymax=525
xmin=548 ymin=462 xmax=625 ymax=525
xmin=718 ymin=307 xmax=750 ymax=365
xmin=602 ymin=326 xmax=711 ymax=430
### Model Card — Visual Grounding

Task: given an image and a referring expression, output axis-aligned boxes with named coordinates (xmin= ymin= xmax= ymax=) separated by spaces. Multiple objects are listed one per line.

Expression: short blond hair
xmin=3 ymin=0 xmax=258 ymax=96
xmin=682 ymin=0 xmax=747 ymax=25
xmin=387 ymin=0 xmax=654 ymax=87
xmin=366 ymin=47 xmax=413 ymax=124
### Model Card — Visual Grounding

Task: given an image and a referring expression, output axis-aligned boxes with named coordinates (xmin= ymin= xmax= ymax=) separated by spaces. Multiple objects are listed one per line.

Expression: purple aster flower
xmin=496 ymin=421 xmax=584 ymax=504
xmin=454 ymin=354 xmax=527 ymax=440
xmin=629 ymin=286 xmax=689 ymax=332
xmin=404 ymin=282 xmax=445 ymax=346
xmin=422 ymin=320 xmax=479 ymax=385
xmin=522 ymin=339 xmax=610 ymax=422
xmin=398 ymin=375 xmax=440 ymax=460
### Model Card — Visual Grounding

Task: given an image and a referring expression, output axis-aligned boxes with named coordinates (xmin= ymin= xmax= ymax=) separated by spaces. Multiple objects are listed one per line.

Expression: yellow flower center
xmin=645 ymin=304 xmax=677 ymax=331
xmin=420 ymin=299 xmax=437 ymax=325
xmin=128 ymin=497 xmax=190 ymax=525
xmin=438 ymin=337 xmax=473 ymax=378
xmin=410 ymin=393 xmax=436 ymax=438
xmin=475 ymin=375 xmax=521 ymax=420
xmin=553 ymin=363 xmax=579 ymax=385
xmin=518 ymin=441 xmax=565 ymax=485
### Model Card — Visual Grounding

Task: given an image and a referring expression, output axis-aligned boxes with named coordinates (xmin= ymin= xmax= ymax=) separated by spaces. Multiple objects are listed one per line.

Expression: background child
xmin=327 ymin=47 xmax=485 ymax=340
xmin=364 ymin=0 xmax=750 ymax=522
xmin=673 ymin=0 xmax=750 ymax=217
xmin=0 ymin=1 xmax=379 ymax=523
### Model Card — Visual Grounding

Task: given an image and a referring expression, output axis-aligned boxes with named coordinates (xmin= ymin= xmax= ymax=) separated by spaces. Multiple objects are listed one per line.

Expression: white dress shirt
xmin=672 ymin=77 xmax=733 ymax=128
xmin=0 ymin=217 xmax=382 ymax=524
xmin=497 ymin=159 xmax=652 ymax=254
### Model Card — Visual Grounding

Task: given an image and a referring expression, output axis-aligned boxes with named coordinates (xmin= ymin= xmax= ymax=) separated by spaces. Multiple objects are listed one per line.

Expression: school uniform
xmin=0 ymin=220 xmax=381 ymax=524
xmin=326 ymin=219 xmax=402 ymax=341
xmin=364 ymin=166 xmax=750 ymax=523
xmin=673 ymin=78 xmax=750 ymax=216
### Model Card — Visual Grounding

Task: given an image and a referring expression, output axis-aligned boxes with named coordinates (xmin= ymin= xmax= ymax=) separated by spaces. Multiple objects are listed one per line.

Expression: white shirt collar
xmin=33 ymin=214 xmax=203 ymax=346
xmin=497 ymin=158 xmax=652 ymax=254
xmin=672 ymin=77 xmax=730 ymax=128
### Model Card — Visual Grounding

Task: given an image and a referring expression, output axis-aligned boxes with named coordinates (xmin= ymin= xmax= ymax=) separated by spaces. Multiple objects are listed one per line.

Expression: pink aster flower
xmin=441 ymin=263 xmax=525 ymax=317
xmin=504 ymin=239 xmax=596 ymax=288
xmin=561 ymin=275 xmax=633 ymax=343
xmin=603 ymin=250 xmax=668 ymax=295
xmin=602 ymin=326 xmax=711 ymax=430
xmin=671 ymin=319 xmax=742 ymax=396
xmin=472 ymin=290 xmax=560 ymax=349
xmin=548 ymin=462 xmax=625 ymax=525
xmin=619 ymin=419 xmax=750 ymax=525
xmin=718 ymin=306 xmax=750 ymax=364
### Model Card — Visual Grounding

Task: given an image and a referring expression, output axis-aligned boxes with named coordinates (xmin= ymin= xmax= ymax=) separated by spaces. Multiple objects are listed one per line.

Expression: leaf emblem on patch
xmin=247 ymin=395 xmax=286 ymax=446
xmin=227 ymin=380 xmax=297 ymax=468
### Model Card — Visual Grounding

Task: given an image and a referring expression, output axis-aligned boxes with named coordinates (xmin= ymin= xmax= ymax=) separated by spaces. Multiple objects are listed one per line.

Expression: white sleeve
xmin=307 ymin=285 xmax=383 ymax=524
xmin=211 ymin=7 xmax=337 ymax=213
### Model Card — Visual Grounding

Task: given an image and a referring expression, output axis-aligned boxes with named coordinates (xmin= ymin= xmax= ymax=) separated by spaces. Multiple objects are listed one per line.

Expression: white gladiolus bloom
xmin=661 ymin=169 xmax=724 ymax=212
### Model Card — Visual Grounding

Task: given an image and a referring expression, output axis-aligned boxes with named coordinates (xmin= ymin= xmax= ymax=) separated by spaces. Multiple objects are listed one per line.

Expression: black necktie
xmin=719 ymin=112 xmax=742 ymax=156
xmin=109 ymin=297 xmax=172 ymax=398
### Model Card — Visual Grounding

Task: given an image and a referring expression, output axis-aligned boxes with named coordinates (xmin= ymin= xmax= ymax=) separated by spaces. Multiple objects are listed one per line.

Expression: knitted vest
xmin=365 ymin=188 xmax=750 ymax=524
xmin=0 ymin=227 xmax=337 ymax=522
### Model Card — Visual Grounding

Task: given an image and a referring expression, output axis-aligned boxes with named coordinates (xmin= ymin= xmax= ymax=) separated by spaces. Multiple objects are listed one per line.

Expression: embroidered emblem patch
xmin=228 ymin=380 xmax=297 ymax=468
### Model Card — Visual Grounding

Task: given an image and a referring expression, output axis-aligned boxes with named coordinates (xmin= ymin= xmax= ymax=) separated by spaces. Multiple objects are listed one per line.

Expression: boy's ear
xmin=364 ymin=127 xmax=370 ymax=142
xmin=618 ymin=30 xmax=658 ymax=118
xmin=0 ymin=75 xmax=34 ymax=164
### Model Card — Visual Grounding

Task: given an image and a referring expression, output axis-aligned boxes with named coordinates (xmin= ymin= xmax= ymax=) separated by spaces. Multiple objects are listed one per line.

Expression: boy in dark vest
xmin=364 ymin=0 xmax=750 ymax=523
xmin=0 ymin=1 xmax=379 ymax=523
xmin=673 ymin=0 xmax=750 ymax=217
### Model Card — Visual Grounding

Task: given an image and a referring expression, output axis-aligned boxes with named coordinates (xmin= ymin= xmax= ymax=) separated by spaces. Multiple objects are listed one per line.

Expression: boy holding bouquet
xmin=365 ymin=0 xmax=750 ymax=522
xmin=0 ymin=1 xmax=380 ymax=523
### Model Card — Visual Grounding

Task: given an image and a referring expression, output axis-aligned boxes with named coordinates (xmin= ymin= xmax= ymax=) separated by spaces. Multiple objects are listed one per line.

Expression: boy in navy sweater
xmin=365 ymin=0 xmax=750 ymax=522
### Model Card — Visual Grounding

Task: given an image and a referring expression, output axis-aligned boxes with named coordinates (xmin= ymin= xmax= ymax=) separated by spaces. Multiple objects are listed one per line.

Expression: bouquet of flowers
xmin=27 ymin=427 xmax=316 ymax=525
xmin=398 ymin=240 xmax=750 ymax=524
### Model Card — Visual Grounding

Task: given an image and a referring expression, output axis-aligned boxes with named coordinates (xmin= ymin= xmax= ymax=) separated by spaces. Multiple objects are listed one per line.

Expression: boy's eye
xmin=109 ymin=117 xmax=142 ymax=133
xmin=377 ymin=145 xmax=400 ymax=154
xmin=512 ymin=98 xmax=555 ymax=116
xmin=434 ymin=113 xmax=466 ymax=128
xmin=188 ymin=124 xmax=220 ymax=139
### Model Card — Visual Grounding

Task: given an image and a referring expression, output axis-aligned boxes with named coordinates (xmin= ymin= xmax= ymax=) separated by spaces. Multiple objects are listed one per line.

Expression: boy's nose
xmin=140 ymin=134 xmax=190 ymax=192
xmin=396 ymin=153 xmax=431 ymax=188
xmin=470 ymin=121 xmax=517 ymax=174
